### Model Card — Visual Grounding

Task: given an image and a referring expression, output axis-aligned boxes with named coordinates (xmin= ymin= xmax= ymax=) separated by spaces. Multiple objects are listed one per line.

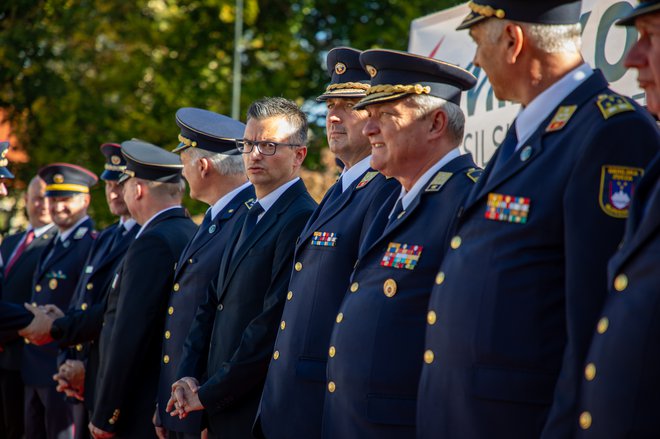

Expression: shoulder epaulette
xmin=596 ymin=94 xmax=635 ymax=120
xmin=465 ymin=168 xmax=483 ymax=183
xmin=425 ymin=171 xmax=453 ymax=192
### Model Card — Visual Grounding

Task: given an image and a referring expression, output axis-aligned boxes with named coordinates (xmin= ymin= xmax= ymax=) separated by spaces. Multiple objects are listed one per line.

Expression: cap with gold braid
xmin=456 ymin=0 xmax=582 ymax=31
xmin=616 ymin=0 xmax=660 ymax=26
xmin=100 ymin=143 xmax=126 ymax=181
xmin=38 ymin=163 xmax=98 ymax=197
xmin=173 ymin=107 xmax=245 ymax=154
xmin=119 ymin=140 xmax=183 ymax=184
xmin=354 ymin=49 xmax=477 ymax=110
xmin=316 ymin=47 xmax=371 ymax=102
xmin=0 ymin=142 xmax=14 ymax=180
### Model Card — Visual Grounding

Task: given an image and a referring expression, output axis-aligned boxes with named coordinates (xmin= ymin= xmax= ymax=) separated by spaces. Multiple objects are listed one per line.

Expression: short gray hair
xmin=184 ymin=147 xmax=245 ymax=176
xmin=246 ymin=97 xmax=308 ymax=145
xmin=482 ymin=18 xmax=582 ymax=54
xmin=142 ymin=178 xmax=186 ymax=199
xmin=407 ymin=94 xmax=466 ymax=144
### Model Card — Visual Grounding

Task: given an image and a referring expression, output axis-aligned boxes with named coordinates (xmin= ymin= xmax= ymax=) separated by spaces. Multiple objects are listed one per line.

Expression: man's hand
xmin=18 ymin=303 xmax=56 ymax=345
xmin=53 ymin=359 xmax=85 ymax=400
xmin=152 ymin=407 xmax=167 ymax=439
xmin=166 ymin=377 xmax=204 ymax=419
xmin=42 ymin=304 xmax=65 ymax=319
xmin=89 ymin=422 xmax=115 ymax=439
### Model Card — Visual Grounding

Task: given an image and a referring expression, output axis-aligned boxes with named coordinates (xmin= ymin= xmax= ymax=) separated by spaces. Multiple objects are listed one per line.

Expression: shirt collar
xmin=135 ymin=206 xmax=180 ymax=239
xmin=210 ymin=181 xmax=253 ymax=220
xmin=340 ymin=155 xmax=372 ymax=192
xmin=59 ymin=216 xmax=90 ymax=241
xmin=256 ymin=177 xmax=300 ymax=221
xmin=392 ymin=147 xmax=461 ymax=215
xmin=32 ymin=223 xmax=54 ymax=238
xmin=120 ymin=217 xmax=138 ymax=232
xmin=515 ymin=63 xmax=593 ymax=149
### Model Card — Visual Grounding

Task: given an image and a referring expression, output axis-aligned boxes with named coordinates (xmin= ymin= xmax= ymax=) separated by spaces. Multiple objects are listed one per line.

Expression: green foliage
xmin=0 ymin=0 xmax=461 ymax=229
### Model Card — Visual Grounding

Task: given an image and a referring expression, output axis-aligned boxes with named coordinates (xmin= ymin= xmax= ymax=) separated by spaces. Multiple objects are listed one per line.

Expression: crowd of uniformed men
xmin=0 ymin=0 xmax=659 ymax=438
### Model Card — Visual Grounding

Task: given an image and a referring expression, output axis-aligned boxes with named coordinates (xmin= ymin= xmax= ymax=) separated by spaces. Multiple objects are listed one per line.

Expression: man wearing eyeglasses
xmin=167 ymin=97 xmax=317 ymax=439
xmin=254 ymin=47 xmax=400 ymax=439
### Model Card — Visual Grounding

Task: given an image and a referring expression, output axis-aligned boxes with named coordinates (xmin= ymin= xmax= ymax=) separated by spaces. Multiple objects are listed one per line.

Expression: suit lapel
xmin=93 ymin=225 xmax=139 ymax=274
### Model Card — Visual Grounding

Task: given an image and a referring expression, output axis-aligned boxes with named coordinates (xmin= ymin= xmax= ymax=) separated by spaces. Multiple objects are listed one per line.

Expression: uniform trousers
xmin=24 ymin=385 xmax=73 ymax=439
xmin=0 ymin=368 xmax=24 ymax=439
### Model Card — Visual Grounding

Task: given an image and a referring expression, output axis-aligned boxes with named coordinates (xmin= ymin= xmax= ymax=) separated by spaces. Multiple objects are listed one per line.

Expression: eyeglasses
xmin=235 ymin=139 xmax=301 ymax=156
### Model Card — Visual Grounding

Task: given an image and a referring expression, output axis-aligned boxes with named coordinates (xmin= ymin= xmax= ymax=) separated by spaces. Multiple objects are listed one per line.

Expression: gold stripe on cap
xmin=367 ymin=84 xmax=431 ymax=96
xmin=468 ymin=1 xmax=506 ymax=19
xmin=104 ymin=164 xmax=126 ymax=171
xmin=177 ymin=134 xmax=198 ymax=148
xmin=326 ymin=82 xmax=370 ymax=92
xmin=45 ymin=183 xmax=90 ymax=193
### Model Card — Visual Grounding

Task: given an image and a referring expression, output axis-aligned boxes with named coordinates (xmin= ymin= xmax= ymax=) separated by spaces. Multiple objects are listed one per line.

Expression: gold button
xmin=435 ymin=272 xmax=445 ymax=285
xmin=383 ymin=279 xmax=397 ymax=297
xmin=295 ymin=262 xmax=303 ymax=272
xmin=108 ymin=418 xmax=115 ymax=425
xmin=188 ymin=258 xmax=194 ymax=264
xmin=86 ymin=283 xmax=93 ymax=291
xmin=49 ymin=279 xmax=57 ymax=290
xmin=350 ymin=282 xmax=359 ymax=293
xmin=273 ymin=350 xmax=280 ymax=360
xmin=585 ymin=363 xmax=596 ymax=381
xmin=450 ymin=236 xmax=462 ymax=249
xmin=287 ymin=291 xmax=293 ymax=301
xmin=579 ymin=411 xmax=592 ymax=430
xmin=424 ymin=350 xmax=434 ymax=364
xmin=163 ymin=355 xmax=170 ymax=364
xmin=427 ymin=310 xmax=437 ymax=325
xmin=81 ymin=303 xmax=88 ymax=311
xmin=35 ymin=285 xmax=42 ymax=292
xmin=31 ymin=302 xmax=37 ymax=307
xmin=614 ymin=274 xmax=628 ymax=292
xmin=597 ymin=317 xmax=609 ymax=334
xmin=329 ymin=346 xmax=336 ymax=358
xmin=168 ymin=306 xmax=174 ymax=315
xmin=173 ymin=283 xmax=180 ymax=292
xmin=24 ymin=338 xmax=30 ymax=344
xmin=165 ymin=330 xmax=171 ymax=339
xmin=76 ymin=344 xmax=83 ymax=352
xmin=328 ymin=381 xmax=336 ymax=393
xmin=336 ymin=313 xmax=344 ymax=323
xmin=280 ymin=321 xmax=286 ymax=330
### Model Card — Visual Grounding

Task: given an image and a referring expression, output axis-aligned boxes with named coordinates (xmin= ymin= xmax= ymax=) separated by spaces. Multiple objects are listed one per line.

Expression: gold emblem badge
xmin=335 ymin=62 xmax=347 ymax=75
xmin=366 ymin=65 xmax=377 ymax=78
xmin=53 ymin=174 xmax=64 ymax=184
xmin=111 ymin=155 xmax=121 ymax=165
xmin=49 ymin=279 xmax=58 ymax=290
xmin=383 ymin=278 xmax=397 ymax=297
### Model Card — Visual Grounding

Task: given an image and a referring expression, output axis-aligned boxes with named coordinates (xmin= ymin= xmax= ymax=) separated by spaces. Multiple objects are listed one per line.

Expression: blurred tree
xmin=0 ymin=0 xmax=460 ymax=229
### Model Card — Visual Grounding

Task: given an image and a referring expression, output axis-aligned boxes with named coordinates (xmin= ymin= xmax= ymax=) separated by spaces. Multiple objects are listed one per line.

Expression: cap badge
xmin=366 ymin=65 xmax=377 ymax=78
xmin=335 ymin=62 xmax=347 ymax=75
xmin=111 ymin=155 xmax=121 ymax=165
xmin=53 ymin=174 xmax=64 ymax=184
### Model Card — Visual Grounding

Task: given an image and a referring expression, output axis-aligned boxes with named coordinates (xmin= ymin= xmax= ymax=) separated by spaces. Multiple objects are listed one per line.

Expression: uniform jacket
xmin=417 ymin=70 xmax=660 ymax=439
xmin=178 ymin=179 xmax=316 ymax=439
xmin=0 ymin=225 xmax=56 ymax=369
xmin=54 ymin=221 xmax=139 ymax=408
xmin=256 ymin=169 xmax=399 ymax=439
xmin=157 ymin=185 xmax=254 ymax=434
xmin=21 ymin=218 xmax=95 ymax=387
xmin=575 ymin=151 xmax=660 ymax=438
xmin=92 ymin=207 xmax=195 ymax=438
xmin=323 ymin=154 xmax=479 ymax=439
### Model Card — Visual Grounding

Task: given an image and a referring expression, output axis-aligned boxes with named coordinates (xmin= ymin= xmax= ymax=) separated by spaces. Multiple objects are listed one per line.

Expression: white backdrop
xmin=409 ymin=1 xmax=644 ymax=166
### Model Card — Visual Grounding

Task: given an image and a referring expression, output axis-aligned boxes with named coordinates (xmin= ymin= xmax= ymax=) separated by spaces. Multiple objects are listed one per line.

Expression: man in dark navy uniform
xmin=255 ymin=47 xmax=399 ymax=439
xmin=321 ymin=49 xmax=479 ymax=439
xmin=154 ymin=108 xmax=253 ymax=439
xmin=0 ymin=174 xmax=54 ymax=439
xmin=417 ymin=2 xmax=660 ymax=438
xmin=21 ymin=163 xmax=97 ymax=439
xmin=167 ymin=97 xmax=317 ymax=439
xmin=89 ymin=140 xmax=196 ymax=439
xmin=575 ymin=2 xmax=660 ymax=437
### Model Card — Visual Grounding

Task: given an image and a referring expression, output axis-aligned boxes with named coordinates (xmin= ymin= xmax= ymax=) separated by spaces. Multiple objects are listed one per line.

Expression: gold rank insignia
xmin=546 ymin=105 xmax=577 ymax=132
xmin=465 ymin=168 xmax=483 ymax=183
xmin=244 ymin=198 xmax=256 ymax=209
xmin=425 ymin=171 xmax=453 ymax=192
xmin=596 ymin=94 xmax=634 ymax=119
xmin=356 ymin=171 xmax=379 ymax=189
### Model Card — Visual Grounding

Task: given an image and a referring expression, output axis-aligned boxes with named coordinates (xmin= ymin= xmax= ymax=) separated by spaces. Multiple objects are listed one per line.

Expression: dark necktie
xmin=387 ymin=198 xmax=405 ymax=227
xmin=233 ymin=202 xmax=264 ymax=254
xmin=107 ymin=225 xmax=126 ymax=254
xmin=490 ymin=121 xmax=518 ymax=176
xmin=5 ymin=229 xmax=35 ymax=275
xmin=190 ymin=210 xmax=214 ymax=247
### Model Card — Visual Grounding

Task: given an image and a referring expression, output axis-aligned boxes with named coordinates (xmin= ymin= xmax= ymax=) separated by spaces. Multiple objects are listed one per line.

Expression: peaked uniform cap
xmin=616 ymin=0 xmax=660 ymax=26
xmin=456 ymin=0 xmax=582 ymax=30
xmin=354 ymin=49 xmax=477 ymax=109
xmin=119 ymin=140 xmax=183 ymax=184
xmin=0 ymin=141 xmax=14 ymax=179
xmin=173 ymin=107 xmax=245 ymax=154
xmin=100 ymin=143 xmax=126 ymax=181
xmin=317 ymin=47 xmax=371 ymax=101
xmin=38 ymin=163 xmax=98 ymax=197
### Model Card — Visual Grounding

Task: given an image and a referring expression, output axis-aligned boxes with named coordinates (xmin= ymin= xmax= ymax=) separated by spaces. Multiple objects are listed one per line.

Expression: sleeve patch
xmin=599 ymin=165 xmax=644 ymax=218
